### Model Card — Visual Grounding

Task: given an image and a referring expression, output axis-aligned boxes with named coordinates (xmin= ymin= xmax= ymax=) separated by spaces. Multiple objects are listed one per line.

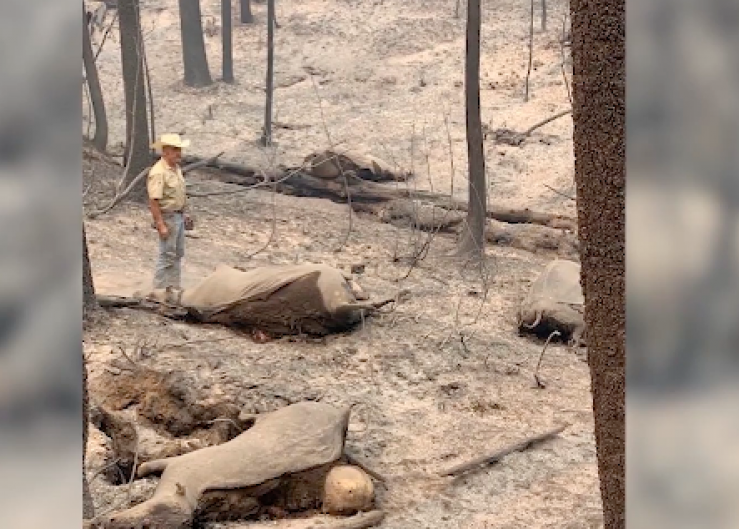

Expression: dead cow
xmin=92 ymin=402 xmax=373 ymax=528
xmin=517 ymin=259 xmax=585 ymax=346
xmin=152 ymin=263 xmax=388 ymax=336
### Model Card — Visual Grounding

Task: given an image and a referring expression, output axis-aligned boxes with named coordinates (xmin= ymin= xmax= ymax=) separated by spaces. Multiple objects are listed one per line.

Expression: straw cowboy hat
xmin=151 ymin=133 xmax=191 ymax=151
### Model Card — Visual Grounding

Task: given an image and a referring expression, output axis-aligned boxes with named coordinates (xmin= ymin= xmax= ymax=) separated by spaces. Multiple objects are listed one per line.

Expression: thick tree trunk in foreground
xmin=119 ymin=0 xmax=150 ymax=200
xmin=179 ymin=0 xmax=213 ymax=87
xmin=457 ymin=0 xmax=487 ymax=258
xmin=570 ymin=0 xmax=625 ymax=526
xmin=83 ymin=225 xmax=96 ymax=321
xmin=83 ymin=224 xmax=96 ymax=519
xmin=82 ymin=4 xmax=108 ymax=152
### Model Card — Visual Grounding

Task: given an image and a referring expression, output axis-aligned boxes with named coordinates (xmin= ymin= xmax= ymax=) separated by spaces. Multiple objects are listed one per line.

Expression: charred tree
xmin=82 ymin=3 xmax=108 ymax=152
xmin=457 ymin=0 xmax=487 ymax=258
xmin=542 ymin=0 xmax=547 ymax=31
xmin=178 ymin=0 xmax=213 ymax=87
xmin=570 ymin=0 xmax=625 ymax=526
xmin=240 ymin=0 xmax=254 ymax=23
xmin=222 ymin=0 xmax=234 ymax=82
xmin=119 ymin=0 xmax=150 ymax=198
xmin=260 ymin=0 xmax=275 ymax=146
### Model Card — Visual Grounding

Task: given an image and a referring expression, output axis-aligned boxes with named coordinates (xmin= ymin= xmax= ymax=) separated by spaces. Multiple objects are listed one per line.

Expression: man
xmin=147 ymin=133 xmax=193 ymax=291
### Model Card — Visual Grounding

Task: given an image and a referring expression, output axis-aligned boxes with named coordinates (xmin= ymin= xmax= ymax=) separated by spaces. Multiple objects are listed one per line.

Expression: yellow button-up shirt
xmin=147 ymin=159 xmax=186 ymax=212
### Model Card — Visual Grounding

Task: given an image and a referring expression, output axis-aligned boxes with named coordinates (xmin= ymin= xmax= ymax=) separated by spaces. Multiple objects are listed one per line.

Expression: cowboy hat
xmin=151 ymin=133 xmax=191 ymax=151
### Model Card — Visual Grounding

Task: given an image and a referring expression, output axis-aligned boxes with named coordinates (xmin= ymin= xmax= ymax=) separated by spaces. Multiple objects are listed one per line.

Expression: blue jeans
xmin=154 ymin=212 xmax=185 ymax=289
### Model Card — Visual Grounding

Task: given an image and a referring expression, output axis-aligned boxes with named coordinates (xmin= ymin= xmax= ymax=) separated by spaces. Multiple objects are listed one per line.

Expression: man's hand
xmin=184 ymin=215 xmax=194 ymax=231
xmin=156 ymin=221 xmax=169 ymax=240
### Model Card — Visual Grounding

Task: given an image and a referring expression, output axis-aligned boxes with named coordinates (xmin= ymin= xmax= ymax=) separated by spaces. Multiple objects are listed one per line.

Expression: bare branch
xmin=439 ymin=424 xmax=568 ymax=477
xmin=87 ymin=152 xmax=225 ymax=218
xmin=533 ymin=330 xmax=560 ymax=388
xmin=93 ymin=9 xmax=119 ymax=63
xmin=543 ymin=183 xmax=575 ymax=201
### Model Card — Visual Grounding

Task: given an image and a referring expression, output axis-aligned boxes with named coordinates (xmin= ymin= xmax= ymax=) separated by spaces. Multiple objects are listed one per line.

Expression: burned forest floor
xmin=83 ymin=0 xmax=600 ymax=526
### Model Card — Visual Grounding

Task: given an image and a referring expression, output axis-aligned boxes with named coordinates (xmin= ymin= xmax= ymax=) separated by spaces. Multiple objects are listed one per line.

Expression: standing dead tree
xmin=240 ymin=0 xmax=254 ymax=23
xmin=143 ymin=44 xmax=156 ymax=146
xmin=457 ymin=0 xmax=487 ymax=258
xmin=178 ymin=0 xmax=213 ymax=87
xmin=222 ymin=0 xmax=235 ymax=82
xmin=524 ymin=0 xmax=535 ymax=102
xmin=541 ymin=0 xmax=547 ymax=31
xmin=571 ymin=0 xmax=625 ymax=526
xmin=454 ymin=0 xmax=463 ymax=18
xmin=260 ymin=0 xmax=276 ymax=146
xmin=83 ymin=2 xmax=108 ymax=152
xmin=119 ymin=0 xmax=150 ymax=199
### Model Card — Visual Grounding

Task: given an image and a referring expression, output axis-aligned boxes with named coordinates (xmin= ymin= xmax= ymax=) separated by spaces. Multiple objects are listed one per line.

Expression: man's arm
xmin=149 ymin=198 xmax=169 ymax=239
xmin=147 ymin=170 xmax=169 ymax=239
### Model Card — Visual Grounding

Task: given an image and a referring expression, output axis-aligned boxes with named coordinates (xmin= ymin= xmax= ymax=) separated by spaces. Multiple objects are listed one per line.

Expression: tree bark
xmin=119 ymin=0 xmax=151 ymax=200
xmin=222 ymin=0 xmax=234 ymax=82
xmin=82 ymin=3 xmax=108 ymax=152
xmin=457 ymin=0 xmax=487 ymax=258
xmin=83 ymin=224 xmax=96 ymax=322
xmin=541 ymin=0 xmax=547 ymax=32
xmin=240 ymin=0 xmax=254 ymax=24
xmin=260 ymin=0 xmax=276 ymax=146
xmin=143 ymin=47 xmax=156 ymax=145
xmin=570 ymin=0 xmax=625 ymax=526
xmin=179 ymin=0 xmax=213 ymax=87
xmin=82 ymin=224 xmax=96 ymax=519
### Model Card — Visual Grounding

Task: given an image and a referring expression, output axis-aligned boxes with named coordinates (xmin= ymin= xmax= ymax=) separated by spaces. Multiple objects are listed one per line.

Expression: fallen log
xmin=184 ymin=154 xmax=577 ymax=231
xmin=96 ymin=295 xmax=189 ymax=319
xmin=439 ymin=423 xmax=568 ymax=478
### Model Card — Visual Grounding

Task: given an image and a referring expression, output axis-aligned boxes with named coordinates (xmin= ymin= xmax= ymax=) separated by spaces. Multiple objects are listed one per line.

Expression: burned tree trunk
xmin=240 ymin=0 xmax=254 ymax=23
xmin=82 ymin=3 xmax=108 ymax=152
xmin=260 ymin=0 xmax=276 ymax=146
xmin=119 ymin=0 xmax=150 ymax=199
xmin=178 ymin=0 xmax=213 ymax=87
xmin=222 ymin=0 xmax=234 ymax=82
xmin=542 ymin=0 xmax=547 ymax=32
xmin=457 ymin=0 xmax=487 ymax=258
xmin=83 ymin=224 xmax=96 ymax=519
xmin=570 ymin=0 xmax=625 ymax=526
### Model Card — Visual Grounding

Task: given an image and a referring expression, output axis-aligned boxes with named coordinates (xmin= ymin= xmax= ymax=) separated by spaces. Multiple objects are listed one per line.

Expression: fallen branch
xmin=306 ymin=510 xmax=385 ymax=529
xmin=96 ymin=295 xmax=142 ymax=308
xmin=543 ymin=183 xmax=576 ymax=201
xmin=533 ymin=330 xmax=560 ymax=388
xmin=439 ymin=423 xmax=569 ymax=477
xmin=523 ymin=108 xmax=573 ymax=136
xmin=95 ymin=295 xmax=189 ymax=319
xmin=491 ymin=109 xmax=573 ymax=146
xmin=185 ymin=154 xmax=576 ymax=230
